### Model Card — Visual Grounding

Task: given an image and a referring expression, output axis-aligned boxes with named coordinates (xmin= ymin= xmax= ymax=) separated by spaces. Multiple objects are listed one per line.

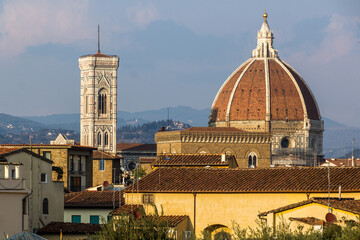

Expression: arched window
xmin=104 ymin=132 xmax=109 ymax=146
xmin=248 ymin=152 xmax=257 ymax=168
xmin=98 ymin=91 xmax=107 ymax=114
xmin=97 ymin=132 xmax=102 ymax=146
xmin=43 ymin=198 xmax=49 ymax=214
xmin=281 ymin=137 xmax=290 ymax=148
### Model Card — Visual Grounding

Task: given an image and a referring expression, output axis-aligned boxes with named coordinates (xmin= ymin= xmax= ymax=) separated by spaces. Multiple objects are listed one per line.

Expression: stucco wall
xmin=64 ymin=208 xmax=113 ymax=224
xmin=125 ymin=191 xmax=360 ymax=236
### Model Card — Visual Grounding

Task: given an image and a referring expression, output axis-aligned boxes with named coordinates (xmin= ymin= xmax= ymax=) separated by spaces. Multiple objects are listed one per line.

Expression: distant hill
xmin=4 ymin=108 xmax=360 ymax=158
xmin=0 ymin=113 xmax=45 ymax=133
xmin=117 ymin=120 xmax=191 ymax=143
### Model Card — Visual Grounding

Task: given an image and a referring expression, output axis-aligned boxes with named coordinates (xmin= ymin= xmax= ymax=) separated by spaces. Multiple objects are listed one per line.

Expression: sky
xmin=0 ymin=0 xmax=359 ymax=126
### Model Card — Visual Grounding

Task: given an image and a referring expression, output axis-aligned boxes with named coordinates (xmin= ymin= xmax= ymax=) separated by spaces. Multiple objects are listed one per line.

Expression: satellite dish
xmin=326 ymin=212 xmax=336 ymax=223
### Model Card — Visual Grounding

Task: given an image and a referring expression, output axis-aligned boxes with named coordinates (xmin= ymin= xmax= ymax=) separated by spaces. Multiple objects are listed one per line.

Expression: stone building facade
xmin=0 ymin=144 xmax=95 ymax=191
xmin=79 ymin=50 xmax=119 ymax=154
xmin=208 ymin=13 xmax=323 ymax=166
xmin=155 ymin=127 xmax=271 ymax=168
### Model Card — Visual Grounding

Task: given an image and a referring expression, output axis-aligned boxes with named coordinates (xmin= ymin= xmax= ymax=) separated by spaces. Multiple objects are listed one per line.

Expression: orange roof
xmin=37 ymin=222 xmax=102 ymax=234
xmin=65 ymin=191 xmax=123 ymax=208
xmin=0 ymin=144 xmax=96 ymax=150
xmin=323 ymin=159 xmax=360 ymax=167
xmin=111 ymin=204 xmax=144 ymax=214
xmin=152 ymin=154 xmax=236 ymax=167
xmin=289 ymin=217 xmax=326 ymax=226
xmin=210 ymin=59 xmax=320 ymax=123
xmin=117 ymin=143 xmax=156 ymax=152
xmin=0 ymin=148 xmax=20 ymax=155
xmin=93 ymin=150 xmax=121 ymax=160
xmin=259 ymin=197 xmax=360 ymax=216
xmin=123 ymin=167 xmax=360 ymax=193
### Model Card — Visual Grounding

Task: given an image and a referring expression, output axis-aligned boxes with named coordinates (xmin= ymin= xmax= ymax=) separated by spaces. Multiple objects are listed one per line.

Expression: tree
xmin=90 ymin=205 xmax=175 ymax=240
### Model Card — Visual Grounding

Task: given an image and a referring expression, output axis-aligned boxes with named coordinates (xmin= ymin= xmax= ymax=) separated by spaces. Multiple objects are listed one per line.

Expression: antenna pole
xmin=98 ymin=24 xmax=100 ymax=53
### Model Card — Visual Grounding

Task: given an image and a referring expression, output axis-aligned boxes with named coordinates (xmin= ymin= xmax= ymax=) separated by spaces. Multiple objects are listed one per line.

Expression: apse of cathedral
xmin=156 ymin=12 xmax=324 ymax=167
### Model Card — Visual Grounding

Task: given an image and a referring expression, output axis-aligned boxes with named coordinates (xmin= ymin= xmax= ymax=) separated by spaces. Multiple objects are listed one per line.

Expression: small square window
xmin=99 ymin=159 xmax=105 ymax=171
xmin=90 ymin=215 xmax=100 ymax=224
xmin=43 ymin=151 xmax=51 ymax=160
xmin=142 ymin=193 xmax=154 ymax=204
xmin=40 ymin=173 xmax=47 ymax=183
xmin=11 ymin=169 xmax=16 ymax=179
xmin=72 ymin=215 xmax=81 ymax=223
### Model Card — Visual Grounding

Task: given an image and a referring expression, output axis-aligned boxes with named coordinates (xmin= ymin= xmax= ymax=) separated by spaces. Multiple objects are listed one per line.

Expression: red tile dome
xmin=209 ymin=14 xmax=320 ymax=126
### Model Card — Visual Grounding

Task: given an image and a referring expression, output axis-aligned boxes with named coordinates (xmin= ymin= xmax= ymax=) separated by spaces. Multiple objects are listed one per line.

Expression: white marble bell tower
xmin=79 ymin=30 xmax=119 ymax=153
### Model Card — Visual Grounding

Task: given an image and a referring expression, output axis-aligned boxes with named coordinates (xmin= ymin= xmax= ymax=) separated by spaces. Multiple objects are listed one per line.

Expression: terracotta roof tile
xmin=93 ymin=150 xmax=121 ymax=160
xmin=289 ymin=217 xmax=326 ymax=226
xmin=123 ymin=167 xmax=360 ymax=193
xmin=117 ymin=143 xmax=156 ymax=152
xmin=0 ymin=144 xmax=96 ymax=150
xmin=152 ymin=154 xmax=236 ymax=167
xmin=111 ymin=204 xmax=144 ymax=214
xmin=322 ymin=159 xmax=360 ymax=167
xmin=0 ymin=148 xmax=20 ymax=155
xmin=37 ymin=222 xmax=102 ymax=234
xmin=65 ymin=191 xmax=122 ymax=208
xmin=259 ymin=197 xmax=360 ymax=216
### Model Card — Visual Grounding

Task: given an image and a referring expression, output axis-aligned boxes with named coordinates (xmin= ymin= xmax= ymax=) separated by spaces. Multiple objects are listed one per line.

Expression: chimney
xmin=339 ymin=185 xmax=342 ymax=200
xmin=221 ymin=153 xmax=226 ymax=163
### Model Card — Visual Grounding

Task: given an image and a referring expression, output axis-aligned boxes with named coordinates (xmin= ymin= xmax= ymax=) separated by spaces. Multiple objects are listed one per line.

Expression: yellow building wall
xmin=93 ymin=159 xmax=113 ymax=186
xmin=125 ymin=191 xmax=360 ymax=236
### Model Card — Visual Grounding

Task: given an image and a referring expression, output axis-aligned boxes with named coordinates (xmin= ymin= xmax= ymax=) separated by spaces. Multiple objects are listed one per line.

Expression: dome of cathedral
xmin=209 ymin=13 xmax=320 ymax=126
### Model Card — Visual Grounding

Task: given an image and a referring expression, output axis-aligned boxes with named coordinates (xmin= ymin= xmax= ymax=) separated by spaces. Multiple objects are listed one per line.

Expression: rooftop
xmin=117 ymin=143 xmax=157 ymax=152
xmin=37 ymin=222 xmax=102 ymax=234
xmin=123 ymin=167 xmax=360 ymax=193
xmin=65 ymin=191 xmax=123 ymax=208
xmin=259 ymin=197 xmax=360 ymax=216
xmin=93 ymin=150 xmax=121 ymax=160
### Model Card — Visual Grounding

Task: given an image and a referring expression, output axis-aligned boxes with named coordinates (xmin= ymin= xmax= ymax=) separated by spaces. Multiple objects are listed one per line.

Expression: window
xmin=40 ymin=173 xmax=47 ymax=183
xmin=11 ymin=169 xmax=16 ymax=179
xmin=43 ymin=151 xmax=51 ymax=160
xmin=99 ymin=159 xmax=105 ymax=171
xmin=98 ymin=92 xmax=107 ymax=114
xmin=97 ymin=132 xmax=102 ymax=146
xmin=70 ymin=177 xmax=81 ymax=192
xmin=90 ymin=215 xmax=100 ymax=224
xmin=104 ymin=132 xmax=109 ymax=146
xmin=69 ymin=155 xmax=74 ymax=171
xmin=43 ymin=198 xmax=49 ymax=214
xmin=248 ymin=152 xmax=257 ymax=168
xmin=72 ymin=215 xmax=81 ymax=223
xmin=78 ymin=157 xmax=82 ymax=172
xmin=281 ymin=137 xmax=290 ymax=148
xmin=143 ymin=193 xmax=154 ymax=204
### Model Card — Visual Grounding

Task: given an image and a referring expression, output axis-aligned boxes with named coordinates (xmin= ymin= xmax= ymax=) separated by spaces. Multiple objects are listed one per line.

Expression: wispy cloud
xmin=127 ymin=3 xmax=158 ymax=27
xmin=0 ymin=0 xmax=92 ymax=57
xmin=308 ymin=14 xmax=360 ymax=64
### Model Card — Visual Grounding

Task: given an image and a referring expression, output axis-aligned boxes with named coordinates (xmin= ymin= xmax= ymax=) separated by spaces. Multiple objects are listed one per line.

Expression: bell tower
xmin=79 ymin=28 xmax=119 ymax=153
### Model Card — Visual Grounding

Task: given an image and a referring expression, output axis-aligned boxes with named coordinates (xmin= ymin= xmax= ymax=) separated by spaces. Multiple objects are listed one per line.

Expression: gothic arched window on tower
xmin=97 ymin=132 xmax=102 ymax=146
xmin=104 ymin=132 xmax=109 ymax=146
xmin=98 ymin=91 xmax=107 ymax=114
xmin=248 ymin=152 xmax=257 ymax=168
